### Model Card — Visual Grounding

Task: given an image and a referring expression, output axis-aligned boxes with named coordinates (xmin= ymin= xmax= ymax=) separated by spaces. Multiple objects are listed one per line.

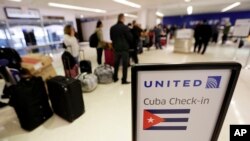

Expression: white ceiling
xmin=1 ymin=0 xmax=250 ymax=17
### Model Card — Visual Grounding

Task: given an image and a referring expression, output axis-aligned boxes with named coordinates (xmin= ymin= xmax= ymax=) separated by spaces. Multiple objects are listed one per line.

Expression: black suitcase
xmin=62 ymin=51 xmax=79 ymax=78
xmin=10 ymin=77 xmax=53 ymax=131
xmin=79 ymin=49 xmax=92 ymax=74
xmin=80 ymin=60 xmax=92 ymax=74
xmin=46 ymin=76 xmax=84 ymax=122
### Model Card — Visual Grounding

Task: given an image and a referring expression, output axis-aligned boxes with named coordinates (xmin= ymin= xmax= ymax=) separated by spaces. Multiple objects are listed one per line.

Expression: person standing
xmin=193 ymin=22 xmax=202 ymax=53
xmin=221 ymin=21 xmax=231 ymax=45
xmin=110 ymin=13 xmax=133 ymax=84
xmin=95 ymin=20 xmax=106 ymax=65
xmin=211 ymin=23 xmax=219 ymax=44
xmin=199 ymin=20 xmax=212 ymax=54
xmin=130 ymin=20 xmax=142 ymax=63
xmin=63 ymin=25 xmax=80 ymax=62
xmin=154 ymin=24 xmax=162 ymax=49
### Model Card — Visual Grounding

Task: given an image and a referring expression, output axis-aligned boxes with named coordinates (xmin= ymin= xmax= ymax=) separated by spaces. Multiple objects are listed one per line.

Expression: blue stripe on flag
xmin=147 ymin=109 xmax=190 ymax=114
xmin=163 ymin=118 xmax=189 ymax=122
xmin=146 ymin=126 xmax=187 ymax=130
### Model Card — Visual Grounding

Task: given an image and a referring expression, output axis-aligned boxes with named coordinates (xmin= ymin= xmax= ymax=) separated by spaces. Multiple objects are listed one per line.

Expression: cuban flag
xmin=143 ymin=109 xmax=190 ymax=130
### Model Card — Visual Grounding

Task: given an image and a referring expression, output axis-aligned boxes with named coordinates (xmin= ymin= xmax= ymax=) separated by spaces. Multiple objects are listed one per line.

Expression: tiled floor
xmin=0 ymin=42 xmax=249 ymax=141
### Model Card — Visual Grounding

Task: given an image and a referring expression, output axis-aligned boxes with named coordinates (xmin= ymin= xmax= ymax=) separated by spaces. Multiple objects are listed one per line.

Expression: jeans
xmin=129 ymin=49 xmax=138 ymax=64
xmin=96 ymin=48 xmax=103 ymax=65
xmin=113 ymin=51 xmax=129 ymax=82
xmin=155 ymin=37 xmax=162 ymax=49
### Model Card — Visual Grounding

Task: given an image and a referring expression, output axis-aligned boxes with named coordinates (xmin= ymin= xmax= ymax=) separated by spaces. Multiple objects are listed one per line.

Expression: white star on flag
xmin=147 ymin=117 xmax=154 ymax=123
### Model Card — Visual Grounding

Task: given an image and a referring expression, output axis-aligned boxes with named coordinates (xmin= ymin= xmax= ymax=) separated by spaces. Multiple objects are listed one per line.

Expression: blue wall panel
xmin=163 ymin=11 xmax=250 ymax=28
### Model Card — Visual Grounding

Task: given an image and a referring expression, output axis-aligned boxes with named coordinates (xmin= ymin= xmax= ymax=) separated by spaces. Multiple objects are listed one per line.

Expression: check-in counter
xmin=174 ymin=29 xmax=194 ymax=53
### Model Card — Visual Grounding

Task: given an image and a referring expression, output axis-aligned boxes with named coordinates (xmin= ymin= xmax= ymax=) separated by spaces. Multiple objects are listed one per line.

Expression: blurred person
xmin=63 ymin=24 xmax=80 ymax=62
xmin=127 ymin=23 xmax=132 ymax=29
xmin=193 ymin=21 xmax=202 ymax=53
xmin=130 ymin=20 xmax=142 ymax=63
xmin=95 ymin=20 xmax=106 ymax=65
xmin=142 ymin=29 xmax=150 ymax=48
xmin=137 ymin=23 xmax=144 ymax=54
xmin=221 ymin=21 xmax=231 ymax=45
xmin=169 ymin=24 xmax=177 ymax=39
xmin=198 ymin=20 xmax=212 ymax=54
xmin=154 ymin=24 xmax=162 ymax=49
xmin=211 ymin=23 xmax=219 ymax=44
xmin=148 ymin=28 xmax=154 ymax=49
xmin=110 ymin=13 xmax=133 ymax=84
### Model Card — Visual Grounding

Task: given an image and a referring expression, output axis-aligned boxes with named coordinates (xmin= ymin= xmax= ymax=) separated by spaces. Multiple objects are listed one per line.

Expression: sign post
xmin=232 ymin=19 xmax=250 ymax=68
xmin=132 ymin=62 xmax=241 ymax=141
xmin=233 ymin=19 xmax=250 ymax=37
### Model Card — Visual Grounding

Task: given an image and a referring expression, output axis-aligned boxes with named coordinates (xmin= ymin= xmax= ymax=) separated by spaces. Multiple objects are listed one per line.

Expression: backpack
xmin=0 ymin=47 xmax=22 ymax=71
xmin=89 ymin=32 xmax=98 ymax=48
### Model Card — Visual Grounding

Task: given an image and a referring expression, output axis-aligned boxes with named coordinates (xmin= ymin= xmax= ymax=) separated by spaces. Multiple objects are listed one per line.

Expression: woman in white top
xmin=63 ymin=25 xmax=80 ymax=62
xmin=95 ymin=20 xmax=106 ymax=65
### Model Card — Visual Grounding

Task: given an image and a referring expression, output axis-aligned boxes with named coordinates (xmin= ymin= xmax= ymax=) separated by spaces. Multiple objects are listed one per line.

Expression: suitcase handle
xmin=79 ymin=49 xmax=85 ymax=60
xmin=77 ymin=72 xmax=87 ymax=79
xmin=104 ymin=64 xmax=112 ymax=69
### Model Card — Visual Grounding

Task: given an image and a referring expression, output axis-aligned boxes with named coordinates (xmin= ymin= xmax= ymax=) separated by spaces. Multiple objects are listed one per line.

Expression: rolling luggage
xmin=0 ymin=47 xmax=22 ymax=71
xmin=46 ymin=76 xmax=85 ymax=122
xmin=79 ymin=50 xmax=92 ymax=74
xmin=62 ymin=51 xmax=79 ymax=78
xmin=104 ymin=48 xmax=114 ymax=66
xmin=77 ymin=73 xmax=98 ymax=92
xmin=0 ymin=59 xmax=21 ymax=99
xmin=161 ymin=36 xmax=167 ymax=46
xmin=94 ymin=64 xmax=113 ymax=84
xmin=0 ymin=59 xmax=20 ymax=85
xmin=10 ymin=76 xmax=53 ymax=131
xmin=80 ymin=60 xmax=92 ymax=74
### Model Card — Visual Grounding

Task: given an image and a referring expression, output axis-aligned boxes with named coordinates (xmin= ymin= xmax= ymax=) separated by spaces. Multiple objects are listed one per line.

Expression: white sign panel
xmin=5 ymin=7 xmax=40 ymax=19
xmin=176 ymin=29 xmax=194 ymax=39
xmin=233 ymin=19 xmax=250 ymax=37
xmin=132 ymin=63 xmax=241 ymax=141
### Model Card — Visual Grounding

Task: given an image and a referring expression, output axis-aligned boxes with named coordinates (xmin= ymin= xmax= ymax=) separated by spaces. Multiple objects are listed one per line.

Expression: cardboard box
xmin=21 ymin=54 xmax=53 ymax=74
xmin=34 ymin=65 xmax=57 ymax=81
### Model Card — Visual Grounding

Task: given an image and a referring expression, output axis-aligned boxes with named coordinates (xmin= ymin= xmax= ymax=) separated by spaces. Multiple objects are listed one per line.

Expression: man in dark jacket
xmin=154 ymin=24 xmax=162 ymax=49
xmin=193 ymin=22 xmax=202 ymax=53
xmin=110 ymin=13 xmax=133 ymax=84
xmin=130 ymin=20 xmax=142 ymax=63
xmin=199 ymin=20 xmax=212 ymax=54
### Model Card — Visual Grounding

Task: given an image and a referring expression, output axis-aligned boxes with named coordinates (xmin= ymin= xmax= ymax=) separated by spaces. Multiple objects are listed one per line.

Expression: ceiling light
xmin=124 ymin=13 xmax=137 ymax=18
xmin=187 ymin=6 xmax=193 ymax=15
xmin=113 ymin=0 xmax=141 ymax=8
xmin=48 ymin=2 xmax=106 ymax=13
xmin=221 ymin=2 xmax=241 ymax=12
xmin=185 ymin=0 xmax=191 ymax=2
xmin=156 ymin=12 xmax=164 ymax=17
xmin=8 ymin=0 xmax=22 ymax=2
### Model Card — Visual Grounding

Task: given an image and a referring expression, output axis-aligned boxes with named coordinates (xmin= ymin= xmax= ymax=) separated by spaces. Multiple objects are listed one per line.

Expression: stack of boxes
xmin=21 ymin=54 xmax=57 ymax=81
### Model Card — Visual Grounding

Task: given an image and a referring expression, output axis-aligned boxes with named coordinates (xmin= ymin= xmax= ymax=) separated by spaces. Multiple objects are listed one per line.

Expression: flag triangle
xmin=143 ymin=110 xmax=164 ymax=130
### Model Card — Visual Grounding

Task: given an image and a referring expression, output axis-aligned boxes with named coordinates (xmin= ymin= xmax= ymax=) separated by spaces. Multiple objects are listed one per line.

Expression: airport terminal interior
xmin=0 ymin=0 xmax=250 ymax=141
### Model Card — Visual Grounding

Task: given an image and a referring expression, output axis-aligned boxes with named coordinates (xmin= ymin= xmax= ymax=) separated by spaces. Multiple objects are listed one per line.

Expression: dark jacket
xmin=154 ymin=27 xmax=161 ymax=38
xmin=131 ymin=26 xmax=142 ymax=44
xmin=130 ymin=25 xmax=142 ymax=50
xmin=110 ymin=21 xmax=133 ymax=52
xmin=200 ymin=24 xmax=212 ymax=42
xmin=194 ymin=24 xmax=202 ymax=39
